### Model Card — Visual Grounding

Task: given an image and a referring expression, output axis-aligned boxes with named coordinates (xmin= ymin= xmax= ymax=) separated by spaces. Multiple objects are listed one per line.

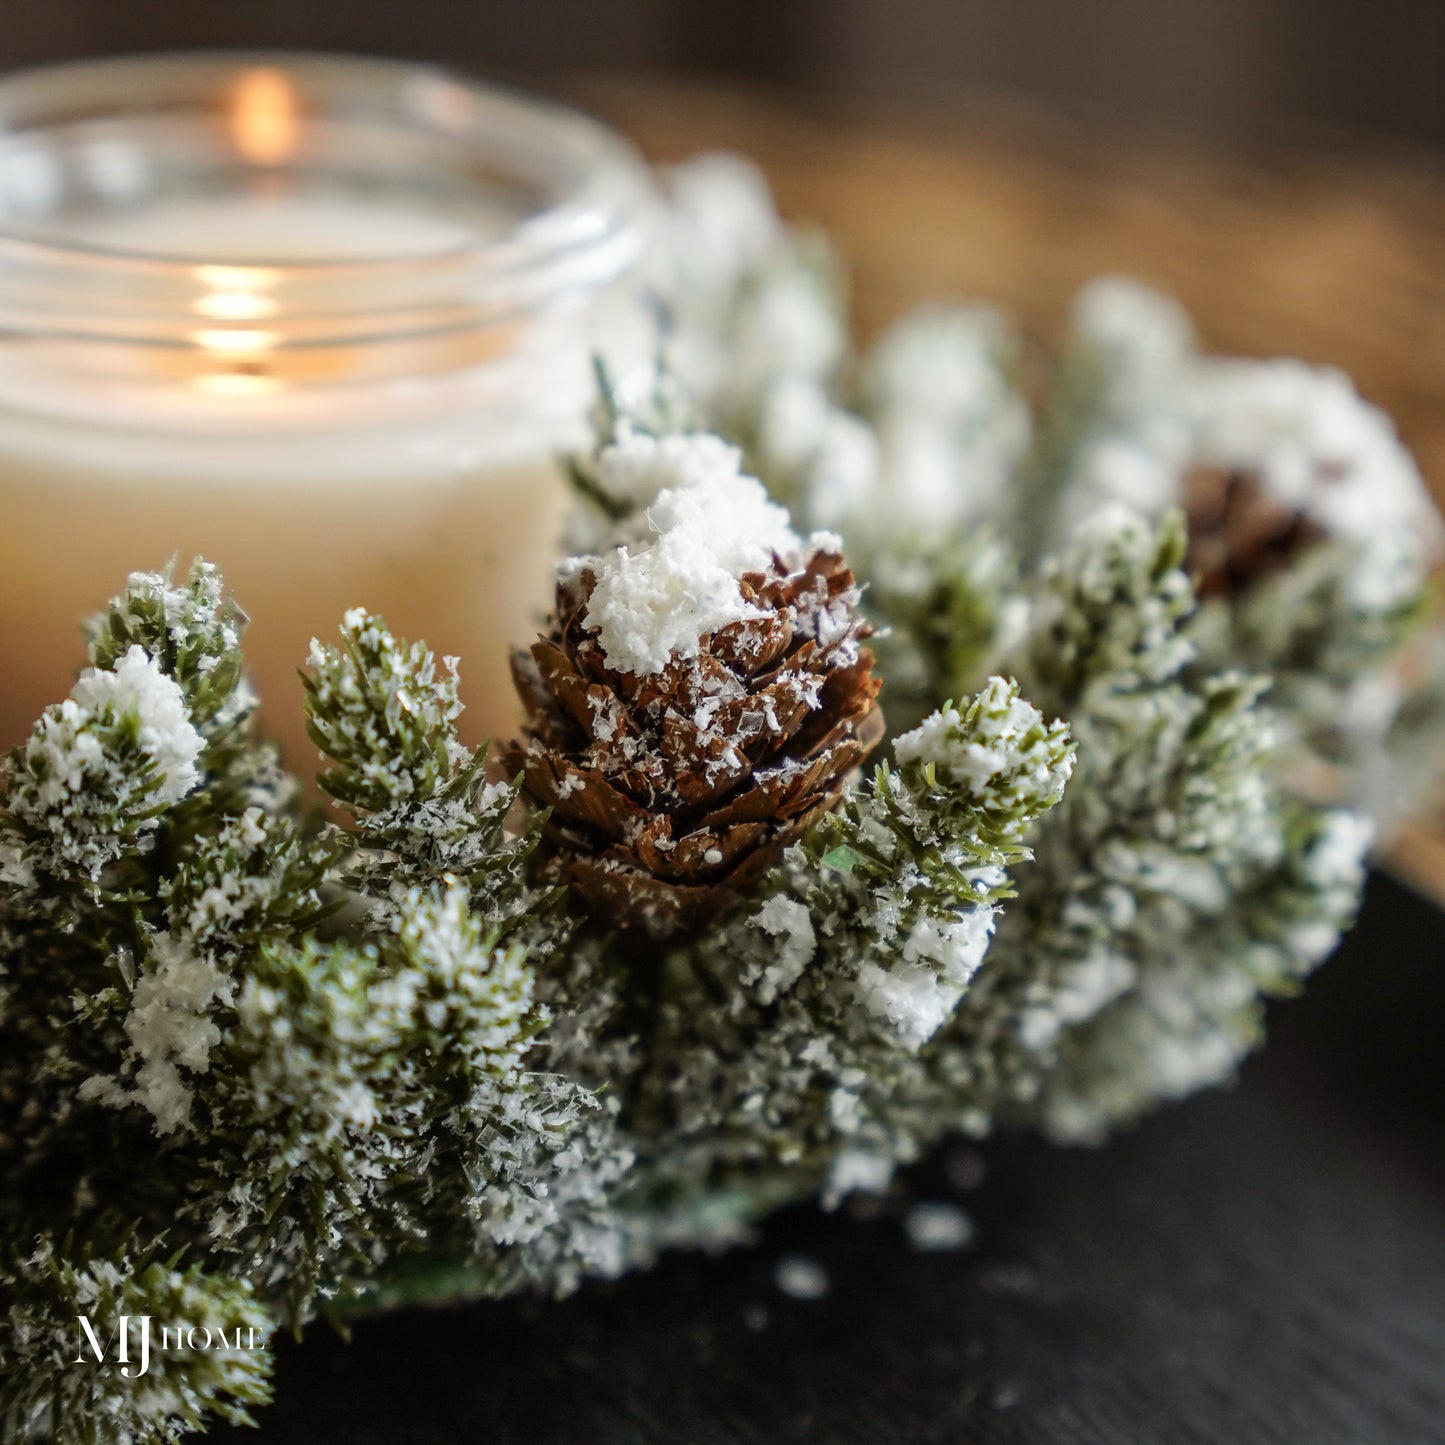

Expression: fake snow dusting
xmin=576 ymin=432 xmax=830 ymax=676
xmin=904 ymin=1201 xmax=976 ymax=1253
xmin=855 ymin=960 xmax=963 ymax=1049
xmin=773 ymin=1254 xmax=830 ymax=1301
xmin=79 ymin=933 xmax=232 ymax=1135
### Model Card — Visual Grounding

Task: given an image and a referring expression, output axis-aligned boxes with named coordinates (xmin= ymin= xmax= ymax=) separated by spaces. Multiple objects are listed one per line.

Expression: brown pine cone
xmin=506 ymin=548 xmax=884 ymax=941
xmin=1183 ymin=464 xmax=1325 ymax=599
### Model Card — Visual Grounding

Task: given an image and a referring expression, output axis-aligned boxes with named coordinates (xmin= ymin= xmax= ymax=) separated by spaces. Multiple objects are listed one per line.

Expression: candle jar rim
xmin=0 ymin=51 xmax=655 ymax=357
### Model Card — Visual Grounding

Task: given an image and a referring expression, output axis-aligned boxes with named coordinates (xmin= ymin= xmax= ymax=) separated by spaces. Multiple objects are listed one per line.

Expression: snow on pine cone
xmin=507 ymin=546 xmax=884 ymax=940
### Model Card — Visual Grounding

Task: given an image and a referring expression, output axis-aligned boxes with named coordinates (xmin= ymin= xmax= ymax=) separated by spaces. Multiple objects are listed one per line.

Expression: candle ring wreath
xmin=4 ymin=154 xmax=1444 ymax=1442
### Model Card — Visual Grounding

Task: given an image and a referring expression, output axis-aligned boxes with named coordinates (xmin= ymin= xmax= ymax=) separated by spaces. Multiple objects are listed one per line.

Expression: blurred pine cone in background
xmin=1184 ymin=464 xmax=1325 ymax=599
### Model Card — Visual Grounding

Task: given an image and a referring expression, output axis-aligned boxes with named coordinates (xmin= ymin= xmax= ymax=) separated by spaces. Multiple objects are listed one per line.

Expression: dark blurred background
xmin=3 ymin=0 xmax=1443 ymax=153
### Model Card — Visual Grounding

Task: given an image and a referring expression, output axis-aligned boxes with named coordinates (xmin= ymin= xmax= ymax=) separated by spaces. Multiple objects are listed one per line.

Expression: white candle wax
xmin=0 ymin=379 xmax=578 ymax=767
xmin=68 ymin=191 xmax=496 ymax=261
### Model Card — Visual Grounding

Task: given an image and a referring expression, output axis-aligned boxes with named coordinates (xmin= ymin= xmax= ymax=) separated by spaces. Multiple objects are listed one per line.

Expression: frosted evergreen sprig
xmin=303 ymin=605 xmax=467 ymax=813
xmin=1023 ymin=505 xmax=1196 ymax=703
xmin=3 ymin=645 xmax=205 ymax=888
xmin=643 ymin=153 xmax=849 ymax=446
xmin=85 ymin=560 xmax=250 ymax=733
xmin=298 ymin=612 xmax=628 ymax=1297
xmin=303 ymin=607 xmax=562 ymax=940
xmin=753 ymin=683 xmax=1058 ymax=941
xmin=931 ymin=506 xmax=1370 ymax=1142
xmin=774 ymin=677 xmax=1074 ymax=1049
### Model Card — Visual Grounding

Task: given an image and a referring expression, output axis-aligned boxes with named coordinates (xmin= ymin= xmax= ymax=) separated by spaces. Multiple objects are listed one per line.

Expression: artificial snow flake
xmin=773 ymin=1253 xmax=830 ymax=1300
xmin=903 ymin=1200 xmax=976 ymax=1252
xmin=748 ymin=895 xmax=818 ymax=1003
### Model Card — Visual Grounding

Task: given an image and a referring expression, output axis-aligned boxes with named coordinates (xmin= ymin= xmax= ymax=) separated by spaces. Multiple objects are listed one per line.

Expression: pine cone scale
xmin=527 ymin=638 xmax=598 ymax=736
xmin=526 ymin=761 xmax=651 ymax=842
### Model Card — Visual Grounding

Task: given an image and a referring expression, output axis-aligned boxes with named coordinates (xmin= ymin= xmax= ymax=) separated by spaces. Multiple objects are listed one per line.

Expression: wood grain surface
xmin=580 ymin=79 xmax=1445 ymax=902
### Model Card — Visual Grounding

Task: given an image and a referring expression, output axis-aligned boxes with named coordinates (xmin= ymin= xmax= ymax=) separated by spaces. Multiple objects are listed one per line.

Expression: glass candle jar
xmin=0 ymin=52 xmax=655 ymax=765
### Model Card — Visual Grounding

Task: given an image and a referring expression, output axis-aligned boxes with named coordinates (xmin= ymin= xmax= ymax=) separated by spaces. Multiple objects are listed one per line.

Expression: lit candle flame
xmin=230 ymin=68 xmax=299 ymax=167
xmin=194 ymin=290 xmax=278 ymax=321
xmin=193 ymin=265 xmax=281 ymax=321
xmin=192 ymin=327 xmax=281 ymax=355
xmin=190 ymin=264 xmax=283 ymax=393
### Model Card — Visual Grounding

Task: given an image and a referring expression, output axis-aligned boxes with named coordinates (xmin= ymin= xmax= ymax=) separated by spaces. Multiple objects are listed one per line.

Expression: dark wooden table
xmin=217 ymin=871 xmax=1444 ymax=1445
